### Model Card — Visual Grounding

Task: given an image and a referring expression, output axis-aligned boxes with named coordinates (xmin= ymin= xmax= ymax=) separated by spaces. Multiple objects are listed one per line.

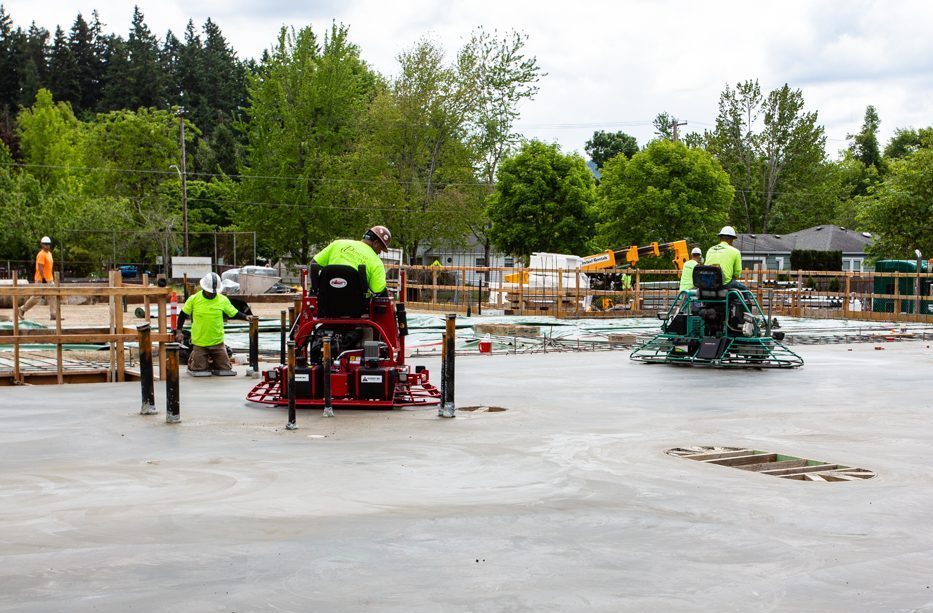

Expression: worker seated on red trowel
xmin=174 ymin=272 xmax=256 ymax=377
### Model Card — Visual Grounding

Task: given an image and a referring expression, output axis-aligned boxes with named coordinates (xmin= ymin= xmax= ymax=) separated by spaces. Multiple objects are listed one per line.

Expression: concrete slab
xmin=2 ymin=343 xmax=933 ymax=612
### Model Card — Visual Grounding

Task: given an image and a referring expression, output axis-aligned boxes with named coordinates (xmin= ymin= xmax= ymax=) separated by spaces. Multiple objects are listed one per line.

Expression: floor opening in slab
xmin=667 ymin=446 xmax=876 ymax=481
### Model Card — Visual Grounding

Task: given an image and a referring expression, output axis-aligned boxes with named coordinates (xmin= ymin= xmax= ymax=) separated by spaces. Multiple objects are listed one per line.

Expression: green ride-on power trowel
xmin=630 ymin=265 xmax=803 ymax=369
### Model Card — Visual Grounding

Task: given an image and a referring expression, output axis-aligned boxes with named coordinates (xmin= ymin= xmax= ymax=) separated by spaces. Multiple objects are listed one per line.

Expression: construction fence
xmin=0 ymin=230 xmax=258 ymax=281
xmin=395 ymin=265 xmax=933 ymax=323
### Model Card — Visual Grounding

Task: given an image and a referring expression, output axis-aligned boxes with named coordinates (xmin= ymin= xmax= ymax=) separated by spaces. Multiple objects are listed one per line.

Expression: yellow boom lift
xmin=581 ymin=240 xmax=690 ymax=272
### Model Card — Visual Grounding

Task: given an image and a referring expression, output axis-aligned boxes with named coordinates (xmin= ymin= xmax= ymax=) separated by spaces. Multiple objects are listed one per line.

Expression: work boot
xmin=187 ymin=369 xmax=212 ymax=377
xmin=211 ymin=369 xmax=237 ymax=377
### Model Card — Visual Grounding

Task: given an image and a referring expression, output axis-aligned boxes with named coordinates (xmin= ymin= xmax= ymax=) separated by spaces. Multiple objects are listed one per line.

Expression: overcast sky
xmin=6 ymin=0 xmax=932 ymax=158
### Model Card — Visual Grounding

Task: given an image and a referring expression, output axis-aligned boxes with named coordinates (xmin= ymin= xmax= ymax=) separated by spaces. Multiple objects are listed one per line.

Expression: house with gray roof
xmin=733 ymin=225 xmax=875 ymax=272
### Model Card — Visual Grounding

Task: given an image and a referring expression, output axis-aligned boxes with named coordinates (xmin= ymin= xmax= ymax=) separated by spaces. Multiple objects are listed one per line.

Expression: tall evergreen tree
xmin=48 ymin=26 xmax=80 ymax=107
xmin=97 ymin=33 xmax=127 ymax=112
xmin=18 ymin=23 xmax=50 ymax=106
xmin=198 ymin=18 xmax=244 ymax=129
xmin=68 ymin=13 xmax=102 ymax=115
xmin=848 ymin=105 xmax=883 ymax=169
xmin=125 ymin=6 xmax=164 ymax=108
xmin=0 ymin=6 xmax=25 ymax=112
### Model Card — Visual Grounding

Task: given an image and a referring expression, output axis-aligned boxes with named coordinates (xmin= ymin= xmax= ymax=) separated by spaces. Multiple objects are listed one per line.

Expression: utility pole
xmin=671 ymin=117 xmax=688 ymax=143
xmin=177 ymin=107 xmax=188 ymax=256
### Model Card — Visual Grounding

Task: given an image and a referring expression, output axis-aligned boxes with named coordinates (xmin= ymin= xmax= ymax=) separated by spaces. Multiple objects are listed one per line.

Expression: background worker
xmin=313 ymin=225 xmax=392 ymax=296
xmin=174 ymin=272 xmax=255 ymax=376
xmin=679 ymin=247 xmax=704 ymax=291
xmin=18 ymin=236 xmax=60 ymax=321
xmin=705 ymin=225 xmax=753 ymax=302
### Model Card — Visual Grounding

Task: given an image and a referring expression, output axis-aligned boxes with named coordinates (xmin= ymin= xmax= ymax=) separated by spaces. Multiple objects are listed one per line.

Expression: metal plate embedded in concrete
xmin=458 ymin=406 xmax=508 ymax=413
xmin=667 ymin=446 xmax=876 ymax=482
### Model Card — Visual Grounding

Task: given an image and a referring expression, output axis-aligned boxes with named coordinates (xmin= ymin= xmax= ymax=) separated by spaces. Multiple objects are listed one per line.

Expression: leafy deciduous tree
xmin=596 ymin=139 xmax=733 ymax=251
xmin=585 ymin=130 xmax=638 ymax=169
xmin=488 ymin=140 xmax=596 ymax=258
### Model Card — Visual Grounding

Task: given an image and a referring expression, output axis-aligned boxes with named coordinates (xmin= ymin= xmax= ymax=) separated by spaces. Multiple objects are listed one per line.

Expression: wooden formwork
xmin=0 ymin=271 xmax=173 ymax=385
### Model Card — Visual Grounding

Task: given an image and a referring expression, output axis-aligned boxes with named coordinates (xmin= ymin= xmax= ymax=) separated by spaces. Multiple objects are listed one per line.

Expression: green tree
xmin=597 ymin=139 xmax=733 ymax=250
xmin=458 ymin=28 xmax=541 ymax=271
xmin=848 ymin=105 xmax=883 ymax=170
xmin=68 ymin=13 xmax=103 ymax=114
xmin=707 ymin=79 xmax=826 ymax=233
xmin=18 ymin=23 xmax=50 ymax=106
xmin=16 ymin=88 xmax=85 ymax=191
xmin=366 ymin=38 xmax=479 ymax=263
xmin=48 ymin=27 xmax=79 ymax=106
xmin=0 ymin=6 xmax=26 ymax=112
xmin=101 ymin=7 xmax=163 ymax=111
xmin=239 ymin=24 xmax=377 ymax=262
xmin=858 ymin=148 xmax=933 ymax=258
xmin=884 ymin=126 xmax=933 ymax=160
xmin=488 ymin=140 xmax=596 ymax=258
xmin=82 ymin=107 xmax=189 ymax=262
xmin=653 ymin=112 xmax=674 ymax=140
xmin=585 ymin=130 xmax=638 ymax=169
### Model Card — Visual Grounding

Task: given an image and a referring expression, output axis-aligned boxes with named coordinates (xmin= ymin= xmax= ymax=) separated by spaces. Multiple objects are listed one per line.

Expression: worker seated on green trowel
xmin=312 ymin=225 xmax=392 ymax=296
xmin=679 ymin=247 xmax=703 ymax=291
xmin=705 ymin=225 xmax=754 ymax=305
xmin=174 ymin=272 xmax=256 ymax=377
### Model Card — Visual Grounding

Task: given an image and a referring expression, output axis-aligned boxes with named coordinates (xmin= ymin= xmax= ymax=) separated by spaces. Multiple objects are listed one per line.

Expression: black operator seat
xmin=315 ymin=264 xmax=369 ymax=318
xmin=693 ymin=265 xmax=727 ymax=300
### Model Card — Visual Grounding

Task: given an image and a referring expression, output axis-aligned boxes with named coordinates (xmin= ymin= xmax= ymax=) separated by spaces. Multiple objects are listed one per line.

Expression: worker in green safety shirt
xmin=313 ymin=225 xmax=392 ymax=295
xmin=705 ymin=225 xmax=753 ymax=302
xmin=174 ymin=272 xmax=256 ymax=377
xmin=679 ymin=247 xmax=703 ymax=291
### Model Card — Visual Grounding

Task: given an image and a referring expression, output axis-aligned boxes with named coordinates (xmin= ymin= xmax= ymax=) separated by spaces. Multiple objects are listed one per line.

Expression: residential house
xmin=733 ymin=225 xmax=875 ymax=272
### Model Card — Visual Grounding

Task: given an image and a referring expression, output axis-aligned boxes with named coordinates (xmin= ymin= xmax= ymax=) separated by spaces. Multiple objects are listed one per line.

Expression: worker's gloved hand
xmin=246 ymin=315 xmax=258 ymax=322
xmin=174 ymin=330 xmax=185 ymax=343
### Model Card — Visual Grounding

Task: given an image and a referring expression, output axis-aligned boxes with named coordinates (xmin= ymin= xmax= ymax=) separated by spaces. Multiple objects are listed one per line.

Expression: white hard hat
xmin=691 ymin=247 xmax=702 ymax=255
xmin=40 ymin=236 xmax=51 ymax=244
xmin=718 ymin=225 xmax=737 ymax=238
xmin=200 ymin=272 xmax=222 ymax=293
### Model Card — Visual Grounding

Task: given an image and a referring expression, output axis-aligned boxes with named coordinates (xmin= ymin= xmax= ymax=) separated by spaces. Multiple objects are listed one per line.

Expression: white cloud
xmin=5 ymin=0 xmax=932 ymax=157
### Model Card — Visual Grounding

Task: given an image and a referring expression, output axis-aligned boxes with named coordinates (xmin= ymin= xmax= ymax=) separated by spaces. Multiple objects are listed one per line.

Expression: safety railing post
xmin=439 ymin=313 xmax=456 ymax=418
xmin=286 ymin=340 xmax=297 ymax=430
xmin=247 ymin=317 xmax=259 ymax=377
xmin=165 ymin=343 xmax=181 ymax=423
xmin=322 ymin=336 xmax=334 ymax=418
xmin=137 ymin=324 xmax=157 ymax=415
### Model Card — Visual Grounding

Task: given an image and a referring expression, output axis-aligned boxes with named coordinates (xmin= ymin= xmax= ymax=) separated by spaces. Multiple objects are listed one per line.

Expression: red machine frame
xmin=246 ymin=270 xmax=440 ymax=408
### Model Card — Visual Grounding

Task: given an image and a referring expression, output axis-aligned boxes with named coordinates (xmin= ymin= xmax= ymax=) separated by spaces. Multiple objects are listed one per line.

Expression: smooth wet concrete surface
xmin=2 ymin=343 xmax=933 ymax=612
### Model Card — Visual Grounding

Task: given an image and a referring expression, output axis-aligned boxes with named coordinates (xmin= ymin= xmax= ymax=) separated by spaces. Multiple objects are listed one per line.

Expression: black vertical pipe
xmin=279 ymin=310 xmax=287 ymax=365
xmin=137 ymin=324 xmax=156 ymax=415
xmin=439 ymin=313 xmax=456 ymax=417
xmin=439 ymin=331 xmax=447 ymax=413
xmin=286 ymin=340 xmax=297 ymax=430
xmin=248 ymin=317 xmax=259 ymax=374
xmin=322 ymin=336 xmax=334 ymax=417
xmin=165 ymin=342 xmax=180 ymax=423
xmin=477 ymin=279 xmax=483 ymax=316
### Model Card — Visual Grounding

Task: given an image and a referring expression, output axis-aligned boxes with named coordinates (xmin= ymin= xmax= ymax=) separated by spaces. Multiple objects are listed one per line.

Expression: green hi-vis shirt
xmin=181 ymin=290 xmax=238 ymax=347
xmin=313 ymin=239 xmax=386 ymax=294
xmin=679 ymin=259 xmax=698 ymax=290
xmin=705 ymin=241 xmax=742 ymax=284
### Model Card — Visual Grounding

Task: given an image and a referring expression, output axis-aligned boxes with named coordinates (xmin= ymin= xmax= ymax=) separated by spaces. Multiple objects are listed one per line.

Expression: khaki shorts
xmin=188 ymin=343 xmax=232 ymax=372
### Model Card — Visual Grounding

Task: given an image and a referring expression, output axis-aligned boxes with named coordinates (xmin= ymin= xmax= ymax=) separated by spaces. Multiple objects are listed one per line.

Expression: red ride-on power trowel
xmin=246 ymin=265 xmax=440 ymax=409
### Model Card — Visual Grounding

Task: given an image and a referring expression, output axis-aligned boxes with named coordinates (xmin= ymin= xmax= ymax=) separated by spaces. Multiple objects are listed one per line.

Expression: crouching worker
xmin=174 ymin=273 xmax=256 ymax=376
